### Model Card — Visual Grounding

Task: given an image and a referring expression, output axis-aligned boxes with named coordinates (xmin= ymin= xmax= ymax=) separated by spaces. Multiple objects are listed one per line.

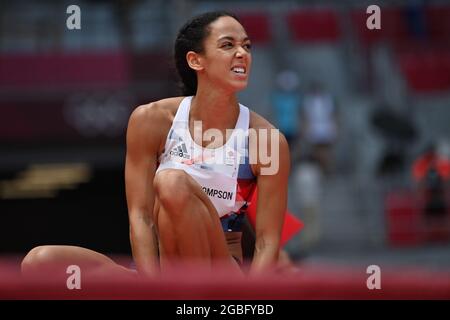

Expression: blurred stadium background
xmin=0 ymin=0 xmax=449 ymax=275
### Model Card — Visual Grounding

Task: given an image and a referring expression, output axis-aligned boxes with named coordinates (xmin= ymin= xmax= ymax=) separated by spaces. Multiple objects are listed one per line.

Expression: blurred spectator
xmin=293 ymin=156 xmax=322 ymax=253
xmin=413 ymin=141 xmax=450 ymax=182
xmin=270 ymin=70 xmax=301 ymax=147
xmin=371 ymin=103 xmax=418 ymax=177
xmin=412 ymin=141 xmax=450 ymax=220
xmin=405 ymin=0 xmax=428 ymax=42
xmin=301 ymin=81 xmax=338 ymax=175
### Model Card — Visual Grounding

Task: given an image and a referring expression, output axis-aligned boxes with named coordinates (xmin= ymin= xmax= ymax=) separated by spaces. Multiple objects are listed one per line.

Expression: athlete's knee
xmin=154 ymin=169 xmax=194 ymax=210
xmin=21 ymin=246 xmax=56 ymax=274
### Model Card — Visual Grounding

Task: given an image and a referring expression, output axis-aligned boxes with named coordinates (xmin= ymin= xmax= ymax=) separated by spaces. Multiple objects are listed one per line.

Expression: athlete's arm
xmin=125 ymin=103 xmax=162 ymax=277
xmin=249 ymin=124 xmax=290 ymax=274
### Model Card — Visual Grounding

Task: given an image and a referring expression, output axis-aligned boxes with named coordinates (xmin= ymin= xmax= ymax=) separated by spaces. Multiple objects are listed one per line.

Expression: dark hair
xmin=174 ymin=11 xmax=240 ymax=96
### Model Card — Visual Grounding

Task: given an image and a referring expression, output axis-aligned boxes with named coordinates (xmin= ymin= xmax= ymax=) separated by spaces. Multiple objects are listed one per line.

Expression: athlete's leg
xmin=21 ymin=245 xmax=135 ymax=278
xmin=153 ymin=169 xmax=240 ymax=272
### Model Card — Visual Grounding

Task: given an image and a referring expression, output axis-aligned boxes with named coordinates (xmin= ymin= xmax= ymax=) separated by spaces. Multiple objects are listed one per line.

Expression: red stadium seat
xmin=287 ymin=9 xmax=340 ymax=43
xmin=397 ymin=48 xmax=450 ymax=93
xmin=0 ymin=52 xmax=130 ymax=89
xmin=236 ymin=12 xmax=271 ymax=44
xmin=385 ymin=190 xmax=423 ymax=247
xmin=426 ymin=6 xmax=450 ymax=43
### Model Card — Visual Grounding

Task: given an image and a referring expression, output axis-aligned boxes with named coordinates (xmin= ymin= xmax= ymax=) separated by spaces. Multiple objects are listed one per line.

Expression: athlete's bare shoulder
xmin=127 ymin=96 xmax=185 ymax=152
xmin=152 ymin=96 xmax=185 ymax=118
xmin=131 ymin=96 xmax=184 ymax=123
